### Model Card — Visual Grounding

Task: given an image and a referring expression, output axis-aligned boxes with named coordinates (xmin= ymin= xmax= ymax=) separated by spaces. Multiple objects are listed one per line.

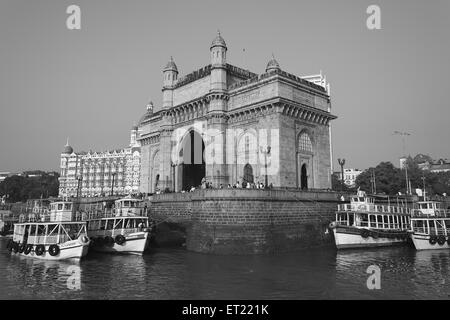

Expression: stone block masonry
xmin=148 ymin=189 xmax=340 ymax=254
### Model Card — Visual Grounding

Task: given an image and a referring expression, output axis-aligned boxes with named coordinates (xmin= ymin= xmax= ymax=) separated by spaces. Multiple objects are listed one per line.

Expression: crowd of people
xmin=170 ymin=178 xmax=274 ymax=194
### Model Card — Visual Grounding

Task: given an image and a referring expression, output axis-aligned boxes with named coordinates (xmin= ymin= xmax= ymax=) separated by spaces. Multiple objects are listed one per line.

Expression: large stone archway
xmin=179 ymin=130 xmax=205 ymax=190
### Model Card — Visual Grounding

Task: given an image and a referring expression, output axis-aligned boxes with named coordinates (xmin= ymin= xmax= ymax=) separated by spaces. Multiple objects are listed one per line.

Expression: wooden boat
xmin=409 ymin=200 xmax=450 ymax=250
xmin=7 ymin=200 xmax=90 ymax=260
xmin=329 ymin=190 xmax=411 ymax=249
xmin=86 ymin=197 xmax=151 ymax=255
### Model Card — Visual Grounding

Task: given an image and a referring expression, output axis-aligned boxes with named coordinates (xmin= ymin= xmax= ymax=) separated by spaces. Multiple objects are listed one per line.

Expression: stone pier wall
xmin=148 ymin=189 xmax=340 ymax=254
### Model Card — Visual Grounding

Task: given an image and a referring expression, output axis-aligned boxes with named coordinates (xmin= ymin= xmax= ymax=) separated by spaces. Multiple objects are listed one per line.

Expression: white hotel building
xmin=343 ymin=168 xmax=362 ymax=188
xmin=58 ymin=127 xmax=141 ymax=197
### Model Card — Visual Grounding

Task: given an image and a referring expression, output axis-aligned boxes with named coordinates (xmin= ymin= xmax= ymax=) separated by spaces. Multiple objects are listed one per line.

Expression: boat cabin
xmin=336 ymin=190 xmax=411 ymax=231
xmin=13 ymin=221 xmax=87 ymax=245
xmin=49 ymin=201 xmax=74 ymax=222
xmin=413 ymin=201 xmax=445 ymax=217
xmin=113 ymin=198 xmax=146 ymax=217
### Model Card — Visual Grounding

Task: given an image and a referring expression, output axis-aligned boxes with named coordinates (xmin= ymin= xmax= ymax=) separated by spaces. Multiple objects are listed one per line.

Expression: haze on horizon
xmin=0 ymin=0 xmax=449 ymax=173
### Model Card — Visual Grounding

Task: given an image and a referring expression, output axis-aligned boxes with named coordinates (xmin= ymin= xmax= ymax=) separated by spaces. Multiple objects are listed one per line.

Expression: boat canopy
xmin=413 ymin=201 xmax=444 ymax=216
xmin=115 ymin=198 xmax=143 ymax=209
xmin=350 ymin=190 xmax=375 ymax=205
xmin=49 ymin=201 xmax=74 ymax=222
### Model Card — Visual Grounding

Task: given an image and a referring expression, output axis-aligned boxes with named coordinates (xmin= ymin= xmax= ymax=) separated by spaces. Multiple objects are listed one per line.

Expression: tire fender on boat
xmin=24 ymin=244 xmax=33 ymax=255
xmin=78 ymin=235 xmax=89 ymax=245
xmin=429 ymin=235 xmax=438 ymax=245
xmin=35 ymin=244 xmax=45 ymax=256
xmin=48 ymin=244 xmax=60 ymax=256
xmin=18 ymin=243 xmax=26 ymax=253
xmin=11 ymin=242 xmax=19 ymax=253
xmin=115 ymin=234 xmax=126 ymax=245
xmin=361 ymin=229 xmax=370 ymax=238
xmin=328 ymin=221 xmax=337 ymax=229
xmin=437 ymin=235 xmax=446 ymax=246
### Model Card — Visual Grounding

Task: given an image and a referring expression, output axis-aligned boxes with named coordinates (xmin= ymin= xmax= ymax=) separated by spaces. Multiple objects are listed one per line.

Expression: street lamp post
xmin=260 ymin=146 xmax=271 ymax=188
xmin=338 ymin=158 xmax=345 ymax=189
xmin=171 ymin=161 xmax=178 ymax=192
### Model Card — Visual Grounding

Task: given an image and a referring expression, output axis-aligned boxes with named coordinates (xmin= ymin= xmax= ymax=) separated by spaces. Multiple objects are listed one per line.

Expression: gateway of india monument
xmin=137 ymin=32 xmax=336 ymax=194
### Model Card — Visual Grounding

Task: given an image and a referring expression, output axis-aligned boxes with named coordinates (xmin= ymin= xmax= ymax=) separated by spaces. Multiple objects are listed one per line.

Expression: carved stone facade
xmin=137 ymin=32 xmax=336 ymax=193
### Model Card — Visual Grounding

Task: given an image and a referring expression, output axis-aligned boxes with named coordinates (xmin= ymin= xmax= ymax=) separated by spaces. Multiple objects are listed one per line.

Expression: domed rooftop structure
xmin=163 ymin=56 xmax=178 ymax=72
xmin=62 ymin=140 xmax=73 ymax=154
xmin=210 ymin=30 xmax=227 ymax=49
xmin=265 ymin=54 xmax=281 ymax=73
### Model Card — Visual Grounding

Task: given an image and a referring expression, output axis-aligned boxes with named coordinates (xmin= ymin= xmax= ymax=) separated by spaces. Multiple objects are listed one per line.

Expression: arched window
xmin=243 ymin=164 xmax=254 ymax=184
xmin=298 ymin=132 xmax=313 ymax=153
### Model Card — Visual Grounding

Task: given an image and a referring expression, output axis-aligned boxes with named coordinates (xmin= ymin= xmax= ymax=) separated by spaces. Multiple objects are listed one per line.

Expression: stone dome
xmin=62 ymin=144 xmax=73 ymax=154
xmin=163 ymin=56 xmax=178 ymax=72
xmin=266 ymin=55 xmax=281 ymax=72
xmin=210 ymin=31 xmax=227 ymax=49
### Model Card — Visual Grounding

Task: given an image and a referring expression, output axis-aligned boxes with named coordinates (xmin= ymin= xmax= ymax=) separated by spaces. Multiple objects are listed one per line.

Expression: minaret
xmin=130 ymin=124 xmax=139 ymax=148
xmin=59 ymin=139 xmax=74 ymax=198
xmin=207 ymin=31 xmax=229 ymax=187
xmin=210 ymin=30 xmax=227 ymax=92
xmin=265 ymin=54 xmax=281 ymax=73
xmin=161 ymin=56 xmax=178 ymax=111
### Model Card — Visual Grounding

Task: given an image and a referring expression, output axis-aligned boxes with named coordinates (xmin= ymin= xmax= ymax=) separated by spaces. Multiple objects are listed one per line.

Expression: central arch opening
xmin=301 ymin=163 xmax=308 ymax=190
xmin=180 ymin=130 xmax=205 ymax=191
xmin=243 ymin=163 xmax=254 ymax=185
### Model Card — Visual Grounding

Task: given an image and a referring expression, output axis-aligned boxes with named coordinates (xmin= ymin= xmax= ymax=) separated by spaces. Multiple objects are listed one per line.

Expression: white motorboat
xmin=86 ymin=197 xmax=151 ymax=255
xmin=409 ymin=200 xmax=450 ymax=250
xmin=329 ymin=190 xmax=411 ymax=249
xmin=7 ymin=200 xmax=90 ymax=260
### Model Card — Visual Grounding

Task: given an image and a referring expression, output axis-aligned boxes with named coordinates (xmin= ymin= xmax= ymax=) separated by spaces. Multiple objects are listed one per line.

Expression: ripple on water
xmin=1 ymin=239 xmax=450 ymax=299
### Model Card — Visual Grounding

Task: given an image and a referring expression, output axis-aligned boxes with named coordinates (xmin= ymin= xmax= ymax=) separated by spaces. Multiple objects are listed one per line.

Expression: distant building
xmin=58 ymin=127 xmax=141 ymax=197
xmin=342 ymin=168 xmax=362 ymax=187
xmin=0 ymin=172 xmax=10 ymax=183
xmin=0 ymin=172 xmax=21 ymax=183
xmin=418 ymin=158 xmax=450 ymax=173
xmin=399 ymin=157 xmax=407 ymax=170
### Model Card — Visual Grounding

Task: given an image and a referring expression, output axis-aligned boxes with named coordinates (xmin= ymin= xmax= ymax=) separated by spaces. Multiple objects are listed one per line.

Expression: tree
xmin=0 ymin=171 xmax=60 ymax=203
xmin=355 ymin=156 xmax=450 ymax=197
xmin=355 ymin=162 xmax=403 ymax=195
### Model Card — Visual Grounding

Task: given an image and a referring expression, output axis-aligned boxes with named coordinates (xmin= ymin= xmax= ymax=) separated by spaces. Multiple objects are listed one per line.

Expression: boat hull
xmin=332 ymin=226 xmax=407 ymax=249
xmin=410 ymin=233 xmax=450 ymax=250
xmin=10 ymin=240 xmax=90 ymax=261
xmin=90 ymin=232 xmax=149 ymax=255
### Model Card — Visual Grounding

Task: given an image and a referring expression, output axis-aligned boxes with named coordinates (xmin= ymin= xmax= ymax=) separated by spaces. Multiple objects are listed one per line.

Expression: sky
xmin=0 ymin=0 xmax=449 ymax=173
